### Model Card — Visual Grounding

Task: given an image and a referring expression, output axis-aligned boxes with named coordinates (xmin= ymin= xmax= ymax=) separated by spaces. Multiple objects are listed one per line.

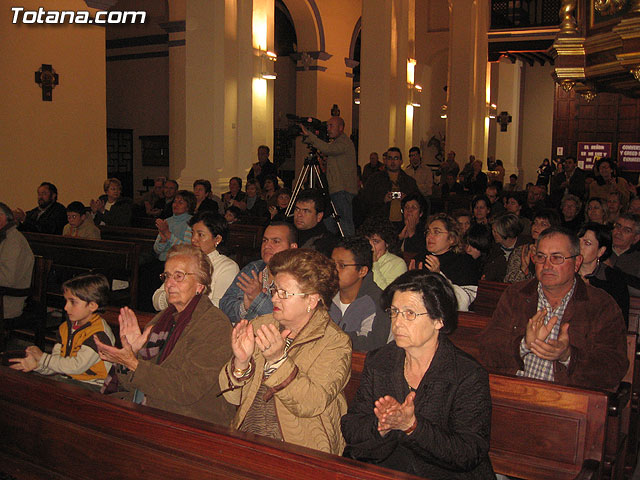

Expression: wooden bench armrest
xmin=607 ymin=381 xmax=631 ymax=416
xmin=0 ymin=286 xmax=31 ymax=297
xmin=574 ymin=459 xmax=600 ymax=480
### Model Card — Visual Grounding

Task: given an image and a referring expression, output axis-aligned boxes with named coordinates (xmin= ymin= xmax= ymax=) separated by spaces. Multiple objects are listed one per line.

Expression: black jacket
xmin=342 ymin=337 xmax=495 ymax=479
xmin=19 ymin=201 xmax=67 ymax=234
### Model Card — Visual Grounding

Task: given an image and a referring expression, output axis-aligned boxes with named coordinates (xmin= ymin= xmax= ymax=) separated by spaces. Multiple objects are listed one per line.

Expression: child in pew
xmin=9 ymin=274 xmax=116 ymax=391
xmin=62 ymin=201 xmax=101 ymax=239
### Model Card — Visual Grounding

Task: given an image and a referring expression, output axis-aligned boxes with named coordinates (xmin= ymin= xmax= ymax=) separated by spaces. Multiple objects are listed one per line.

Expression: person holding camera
xmin=300 ymin=116 xmax=358 ymax=236
xmin=360 ymin=147 xmax=421 ymax=228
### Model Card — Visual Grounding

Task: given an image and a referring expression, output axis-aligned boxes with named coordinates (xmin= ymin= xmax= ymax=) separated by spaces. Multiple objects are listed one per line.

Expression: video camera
xmin=285 ymin=114 xmax=329 ymax=142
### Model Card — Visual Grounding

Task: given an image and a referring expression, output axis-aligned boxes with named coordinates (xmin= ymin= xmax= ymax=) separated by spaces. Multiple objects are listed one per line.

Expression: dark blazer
xmin=342 ymin=337 xmax=495 ymax=479
xmin=432 ymin=250 xmax=481 ymax=286
xmin=19 ymin=201 xmax=67 ymax=234
xmin=93 ymin=195 xmax=133 ymax=227
xmin=361 ymin=170 xmax=420 ymax=219
xmin=482 ymin=234 xmax=531 ymax=282
xmin=550 ymin=167 xmax=587 ymax=203
xmin=478 ymin=276 xmax=628 ymax=390
xmin=195 ymin=197 xmax=220 ymax=215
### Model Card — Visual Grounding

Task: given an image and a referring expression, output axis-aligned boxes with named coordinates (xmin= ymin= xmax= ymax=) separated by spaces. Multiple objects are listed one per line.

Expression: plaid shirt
xmin=517 ymin=279 xmax=576 ymax=381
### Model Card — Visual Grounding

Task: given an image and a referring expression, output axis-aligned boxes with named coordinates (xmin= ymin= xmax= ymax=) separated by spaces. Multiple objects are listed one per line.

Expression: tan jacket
xmin=220 ymin=309 xmax=351 ymax=454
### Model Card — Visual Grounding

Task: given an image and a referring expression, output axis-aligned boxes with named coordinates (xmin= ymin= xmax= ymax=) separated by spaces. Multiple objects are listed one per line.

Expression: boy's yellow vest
xmin=59 ymin=314 xmax=110 ymax=382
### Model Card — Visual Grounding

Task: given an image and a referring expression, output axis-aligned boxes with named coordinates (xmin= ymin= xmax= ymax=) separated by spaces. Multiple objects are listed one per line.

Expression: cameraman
xmin=300 ymin=116 xmax=358 ymax=236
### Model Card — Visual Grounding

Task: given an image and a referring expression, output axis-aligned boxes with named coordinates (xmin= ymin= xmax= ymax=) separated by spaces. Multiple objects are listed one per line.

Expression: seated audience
xmin=262 ymin=174 xmax=279 ymax=206
xmin=97 ymin=244 xmax=235 ymax=424
xmin=140 ymin=176 xmax=165 ymax=217
xmin=487 ymin=159 xmax=505 ymax=186
xmin=0 ymin=202 xmax=35 ymax=321
xmin=628 ymin=196 xmax=640 ymax=215
xmin=463 ymin=223 xmax=493 ymax=276
xmin=398 ymin=193 xmax=428 ymax=261
xmin=268 ymin=187 xmax=291 ymax=222
xmin=453 ymin=209 xmax=472 ymax=237
xmin=244 ymin=179 xmax=269 ymax=219
xmin=589 ymin=157 xmax=631 ymax=206
xmin=560 ymin=194 xmax=583 ymax=233
xmin=550 ymin=156 xmax=586 ymax=205
xmin=358 ymin=215 xmax=408 ymax=290
xmin=222 ymin=177 xmax=247 ymax=210
xmin=247 ymin=145 xmax=278 ymax=189
xmin=10 ymin=274 xmax=115 ymax=391
xmin=153 ymin=211 xmax=239 ymax=309
xmin=14 ymin=181 xmax=67 ymax=234
xmin=193 ymin=179 xmax=220 ymax=214
xmin=158 ymin=179 xmax=178 ymax=219
xmin=485 ymin=184 xmax=505 ymax=218
xmin=440 ymin=172 xmax=464 ymax=198
xmin=607 ymin=190 xmax=624 ymax=224
xmin=584 ymin=197 xmax=609 ymax=225
xmin=485 ymin=213 xmax=531 ymax=284
xmin=504 ymin=209 xmax=560 ymax=283
xmin=362 ymin=151 xmax=385 ymax=186
xmin=293 ymin=188 xmax=337 ymax=257
xmin=341 ymin=270 xmax=494 ymax=479
xmin=404 ymin=147 xmax=433 ymax=198
xmin=479 ymin=227 xmax=628 ymax=390
xmin=504 ymin=192 xmax=531 ymax=234
xmin=504 ymin=173 xmax=519 ymax=192
xmin=63 ymin=201 xmax=100 ymax=239
xmin=463 ymin=159 xmax=488 ymax=195
xmin=220 ymin=248 xmax=350 ymax=454
xmin=224 ymin=206 xmax=242 ymax=225
xmin=418 ymin=213 xmax=481 ymax=287
xmin=330 ymin=237 xmax=390 ymax=351
xmin=91 ymin=178 xmax=133 ymax=227
xmin=471 ymin=194 xmax=491 ymax=226
xmin=219 ymin=222 xmax=298 ymax=325
xmin=578 ymin=223 xmax=629 ymax=321
xmin=154 ymin=190 xmax=195 ymax=262
xmin=521 ymin=184 xmax=547 ymax=220
xmin=611 ymin=213 xmax=640 ymax=296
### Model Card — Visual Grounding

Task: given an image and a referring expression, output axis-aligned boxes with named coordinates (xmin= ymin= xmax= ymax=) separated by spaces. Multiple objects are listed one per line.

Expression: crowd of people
xmin=3 ymin=121 xmax=639 ymax=477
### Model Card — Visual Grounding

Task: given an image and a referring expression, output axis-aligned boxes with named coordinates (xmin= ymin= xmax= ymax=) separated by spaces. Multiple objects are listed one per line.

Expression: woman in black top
xmin=398 ymin=193 xmax=429 ymax=263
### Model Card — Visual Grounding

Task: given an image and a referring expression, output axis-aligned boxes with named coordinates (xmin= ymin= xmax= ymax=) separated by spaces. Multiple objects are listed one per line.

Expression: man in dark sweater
xmin=14 ymin=181 xmax=67 ymax=234
xmin=292 ymin=188 xmax=337 ymax=258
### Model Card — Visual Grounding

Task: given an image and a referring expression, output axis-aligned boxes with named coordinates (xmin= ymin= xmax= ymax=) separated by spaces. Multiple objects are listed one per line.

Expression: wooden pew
xmin=0 ymin=367 xmax=422 ymax=480
xmin=227 ymin=223 xmax=265 ymax=268
xmin=349 ymin=350 xmax=609 ymax=479
xmin=469 ymin=279 xmax=509 ymax=316
xmin=23 ymin=232 xmax=141 ymax=309
xmin=99 ymin=225 xmax=157 ymax=258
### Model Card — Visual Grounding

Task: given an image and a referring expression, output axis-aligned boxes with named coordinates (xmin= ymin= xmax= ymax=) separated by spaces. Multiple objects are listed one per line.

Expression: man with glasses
xmin=611 ymin=213 xmax=640 ymax=296
xmin=328 ymin=237 xmax=390 ymax=351
xmin=479 ymin=227 xmax=628 ymax=389
xmin=219 ymin=222 xmax=298 ymax=325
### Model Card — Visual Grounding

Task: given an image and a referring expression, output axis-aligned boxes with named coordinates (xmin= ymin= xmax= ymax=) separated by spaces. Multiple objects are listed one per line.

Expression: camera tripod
xmin=285 ymin=152 xmax=345 ymax=237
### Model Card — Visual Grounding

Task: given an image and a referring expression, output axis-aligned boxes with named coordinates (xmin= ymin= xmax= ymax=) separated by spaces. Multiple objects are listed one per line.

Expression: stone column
xmin=494 ymin=58 xmax=523 ymax=176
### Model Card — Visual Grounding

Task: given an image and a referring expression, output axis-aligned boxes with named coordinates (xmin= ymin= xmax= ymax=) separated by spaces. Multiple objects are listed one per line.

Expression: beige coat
xmin=220 ymin=309 xmax=351 ymax=454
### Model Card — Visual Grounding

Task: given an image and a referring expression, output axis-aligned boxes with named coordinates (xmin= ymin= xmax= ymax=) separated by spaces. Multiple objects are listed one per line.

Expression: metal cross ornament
xmin=35 ymin=64 xmax=59 ymax=101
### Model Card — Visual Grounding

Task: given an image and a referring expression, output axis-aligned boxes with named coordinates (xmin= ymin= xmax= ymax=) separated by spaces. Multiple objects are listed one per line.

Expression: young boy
xmin=329 ymin=236 xmax=391 ymax=351
xmin=62 ymin=201 xmax=101 ymax=239
xmin=10 ymin=274 xmax=115 ymax=390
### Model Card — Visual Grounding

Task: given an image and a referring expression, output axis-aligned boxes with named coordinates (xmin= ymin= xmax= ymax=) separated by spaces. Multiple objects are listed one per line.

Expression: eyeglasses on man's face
xmin=386 ymin=307 xmax=429 ymax=321
xmin=532 ymin=253 xmax=578 ymax=265
xmin=159 ymin=271 xmax=197 ymax=283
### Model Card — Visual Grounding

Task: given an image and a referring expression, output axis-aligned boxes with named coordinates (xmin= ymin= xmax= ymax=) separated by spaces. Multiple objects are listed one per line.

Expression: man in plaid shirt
xmin=479 ymin=227 xmax=628 ymax=390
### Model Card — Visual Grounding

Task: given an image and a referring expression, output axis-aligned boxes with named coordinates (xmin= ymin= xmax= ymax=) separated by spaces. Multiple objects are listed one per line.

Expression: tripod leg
xmin=286 ymin=163 xmax=311 ymax=217
xmin=308 ymin=165 xmax=346 ymax=238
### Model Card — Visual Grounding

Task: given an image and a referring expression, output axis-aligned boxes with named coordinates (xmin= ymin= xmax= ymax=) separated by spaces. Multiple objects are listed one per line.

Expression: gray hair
xmin=0 ymin=202 xmax=14 ymax=222
xmin=561 ymin=194 xmax=582 ymax=212
xmin=165 ymin=244 xmax=213 ymax=296
xmin=617 ymin=213 xmax=640 ymax=235
xmin=536 ymin=227 xmax=580 ymax=256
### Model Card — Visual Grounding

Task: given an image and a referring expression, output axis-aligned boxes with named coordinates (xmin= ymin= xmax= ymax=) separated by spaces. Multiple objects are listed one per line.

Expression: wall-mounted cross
xmin=35 ymin=64 xmax=59 ymax=101
xmin=497 ymin=111 xmax=512 ymax=132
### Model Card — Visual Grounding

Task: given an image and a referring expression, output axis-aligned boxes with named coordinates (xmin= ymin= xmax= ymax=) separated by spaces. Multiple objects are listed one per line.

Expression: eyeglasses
xmin=426 ymin=228 xmax=448 ymax=236
xmin=159 ymin=271 xmax=197 ymax=283
xmin=268 ymin=286 xmax=309 ymax=299
xmin=532 ymin=253 xmax=579 ymax=265
xmin=386 ymin=307 xmax=430 ymax=321
xmin=613 ymin=223 xmax=635 ymax=235
xmin=334 ymin=262 xmax=362 ymax=270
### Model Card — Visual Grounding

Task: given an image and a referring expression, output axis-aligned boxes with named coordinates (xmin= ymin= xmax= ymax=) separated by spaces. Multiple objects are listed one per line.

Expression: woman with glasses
xmin=152 ymin=211 xmax=239 ymax=310
xmin=342 ymin=270 xmax=494 ymax=479
xmin=578 ymin=223 xmax=629 ymax=321
xmin=220 ymin=248 xmax=351 ymax=454
xmin=95 ymin=244 xmax=235 ymax=425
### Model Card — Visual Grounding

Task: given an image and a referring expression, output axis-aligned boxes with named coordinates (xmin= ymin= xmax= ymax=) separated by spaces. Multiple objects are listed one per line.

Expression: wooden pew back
xmin=226 ymin=223 xmax=265 ymax=268
xmin=24 ymin=232 xmax=141 ymax=309
xmin=470 ymin=279 xmax=509 ymax=316
xmin=0 ymin=367 xmax=422 ymax=480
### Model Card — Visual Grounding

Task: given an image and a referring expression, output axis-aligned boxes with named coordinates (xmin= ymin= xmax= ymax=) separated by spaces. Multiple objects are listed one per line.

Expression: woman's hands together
xmin=374 ymin=392 xmax=417 ymax=436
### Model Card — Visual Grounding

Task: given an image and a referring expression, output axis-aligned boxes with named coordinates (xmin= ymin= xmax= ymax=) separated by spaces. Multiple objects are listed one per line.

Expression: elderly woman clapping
xmin=220 ymin=248 xmax=351 ymax=454
xmin=96 ymin=244 xmax=234 ymax=425
xmin=341 ymin=270 xmax=494 ymax=479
